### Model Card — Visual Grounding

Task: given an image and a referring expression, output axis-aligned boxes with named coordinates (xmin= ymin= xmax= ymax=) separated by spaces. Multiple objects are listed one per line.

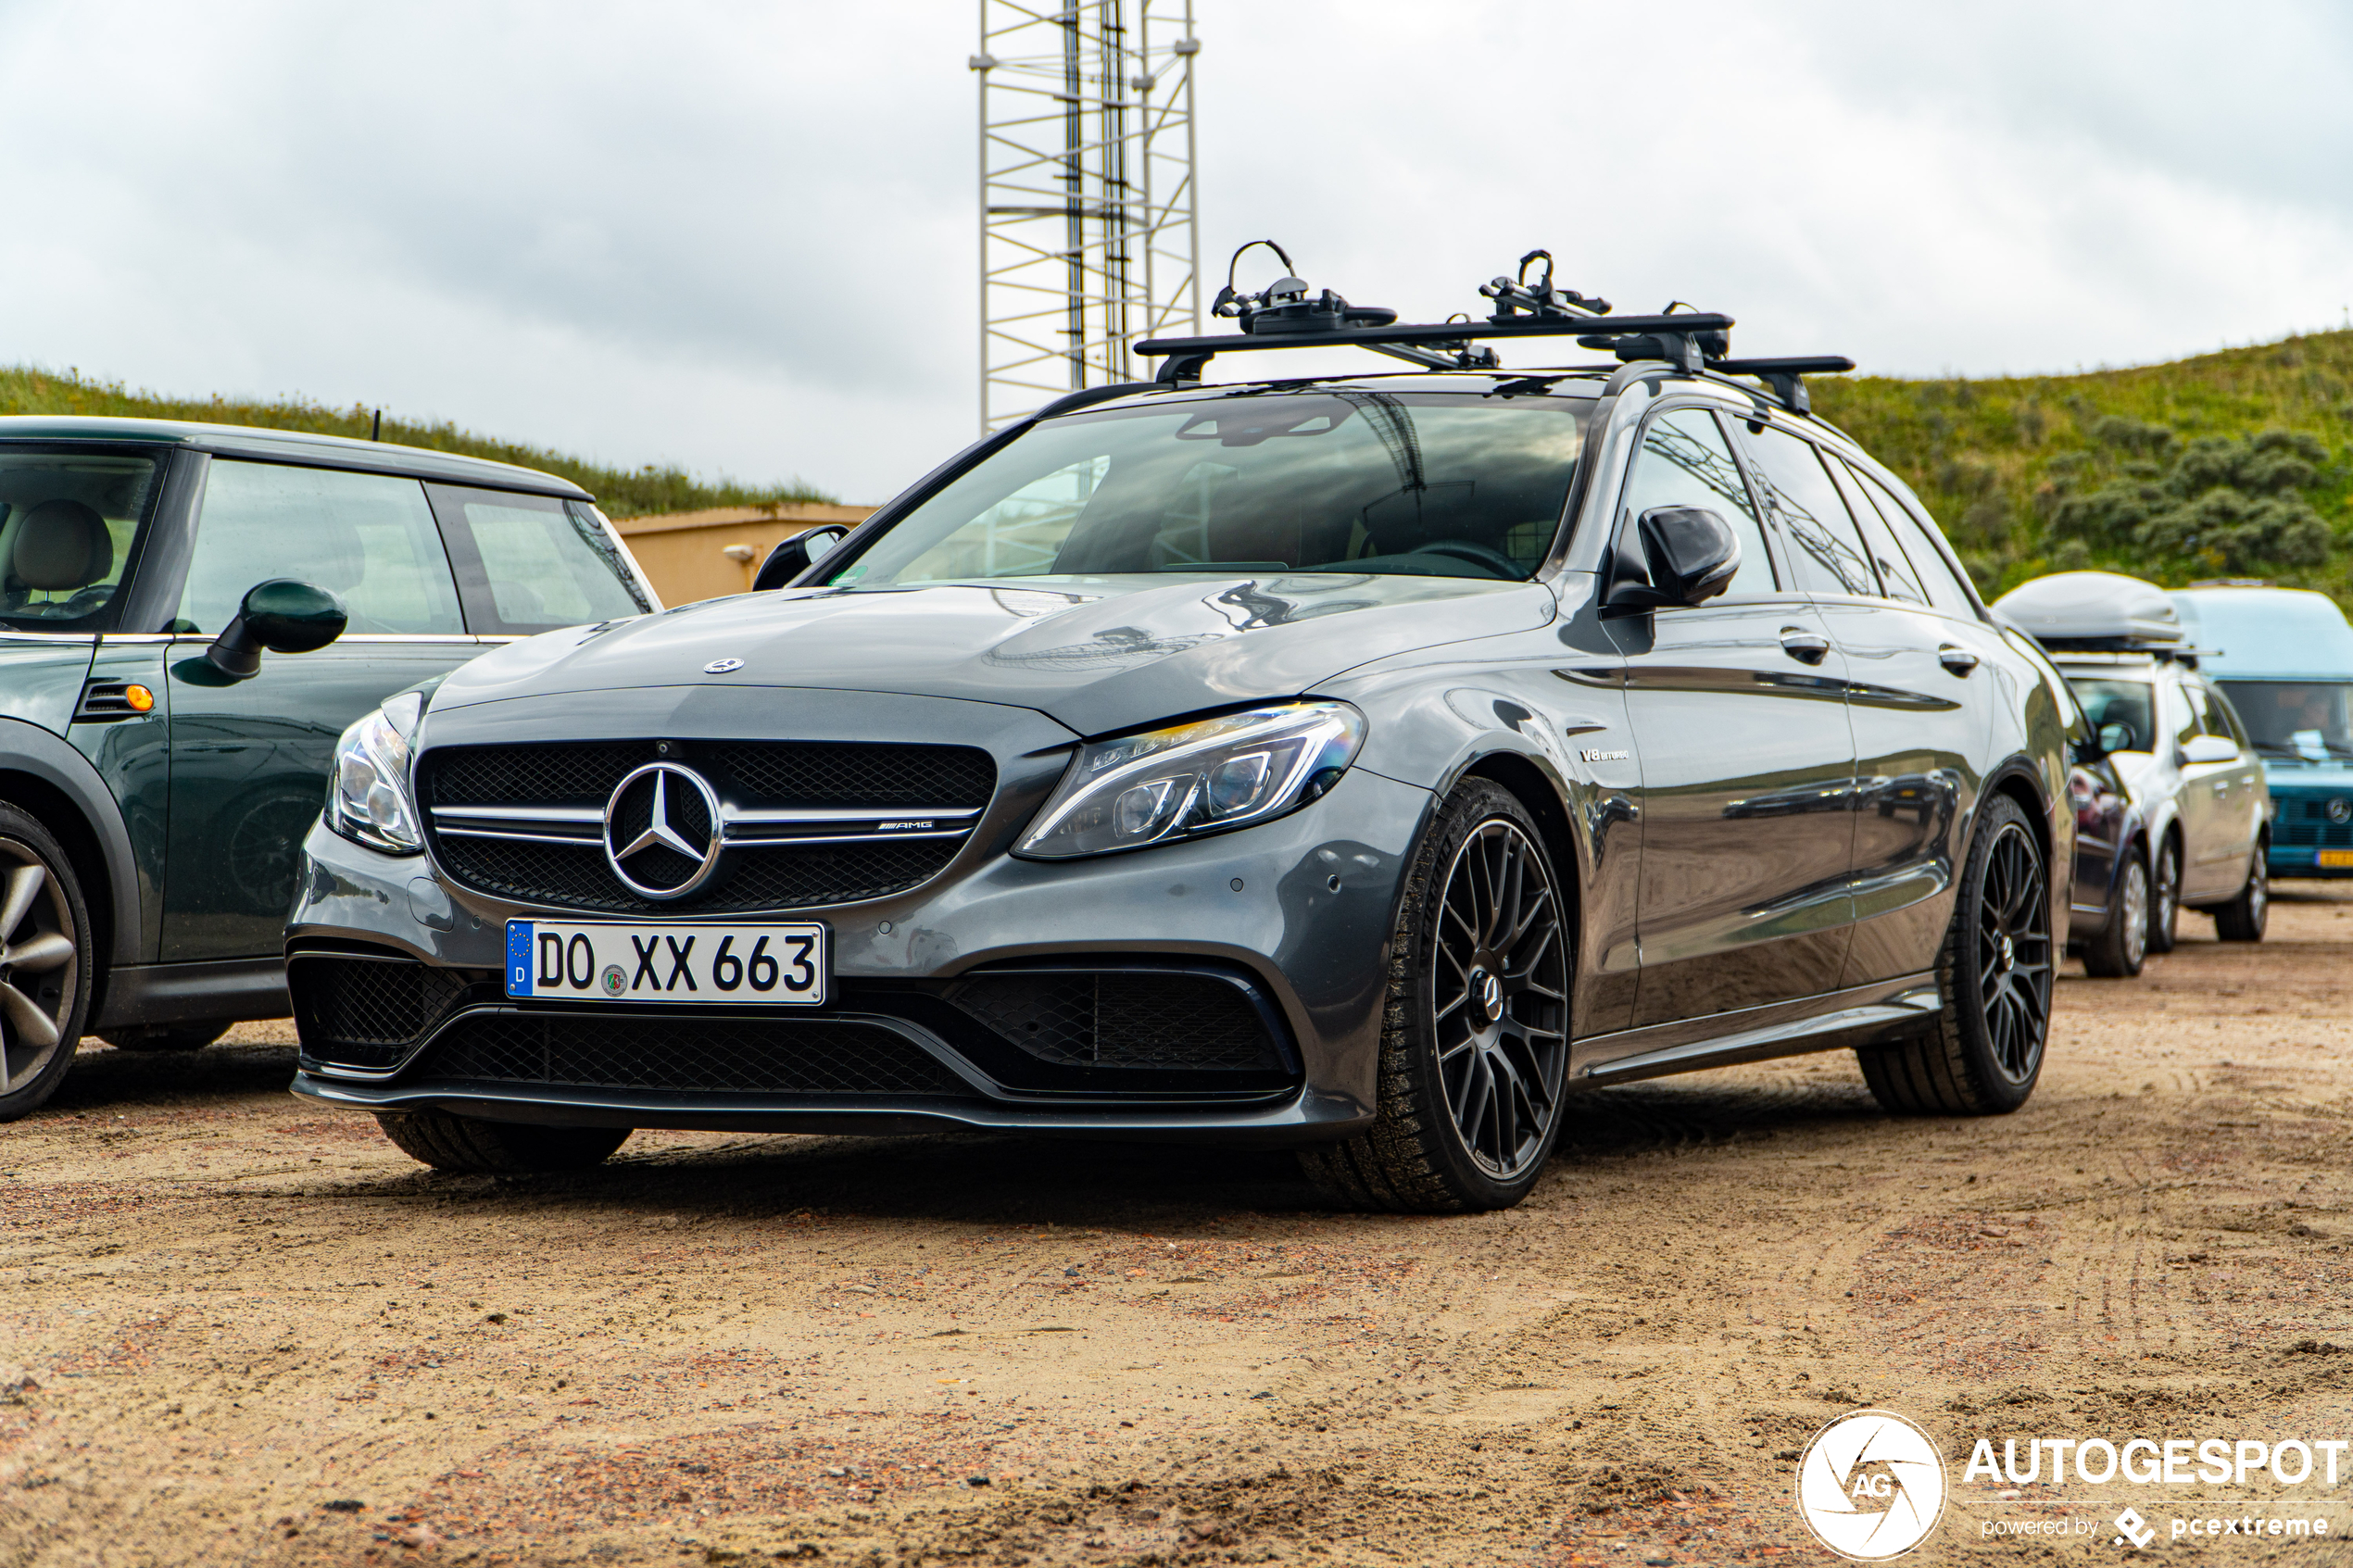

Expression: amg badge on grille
xmin=605 ymin=763 xmax=724 ymax=898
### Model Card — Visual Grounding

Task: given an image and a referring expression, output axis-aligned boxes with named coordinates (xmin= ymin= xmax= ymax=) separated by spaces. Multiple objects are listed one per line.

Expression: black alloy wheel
xmin=1299 ymin=780 xmax=1572 ymax=1212
xmin=0 ymin=803 xmax=94 ymax=1122
xmin=1857 ymin=793 xmax=2051 ymax=1115
xmin=2148 ymin=835 xmax=2182 ymax=954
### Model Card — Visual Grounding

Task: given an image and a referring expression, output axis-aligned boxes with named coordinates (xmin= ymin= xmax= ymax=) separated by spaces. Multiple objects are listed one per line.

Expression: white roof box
xmin=1992 ymin=571 xmax=2184 ymax=648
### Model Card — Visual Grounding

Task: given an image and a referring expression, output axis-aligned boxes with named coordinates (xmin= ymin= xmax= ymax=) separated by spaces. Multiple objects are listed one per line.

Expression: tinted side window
xmin=1743 ymin=424 xmax=1875 ymax=596
xmin=1618 ymin=407 xmax=1776 ymax=595
xmin=180 ymin=461 xmax=463 ymax=635
xmin=1849 ymin=466 xmax=1978 ymax=620
xmin=426 ymin=486 xmax=650 ymax=634
xmin=1829 ymin=457 xmax=1931 ymax=607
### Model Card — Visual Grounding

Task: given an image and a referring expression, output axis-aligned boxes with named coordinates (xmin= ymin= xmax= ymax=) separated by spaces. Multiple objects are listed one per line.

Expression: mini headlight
xmin=326 ymin=690 xmax=426 ymax=855
xmin=1016 ymin=701 xmax=1365 ymax=860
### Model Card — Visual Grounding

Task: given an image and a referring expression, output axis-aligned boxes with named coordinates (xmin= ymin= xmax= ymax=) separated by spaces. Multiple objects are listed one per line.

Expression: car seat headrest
xmin=8 ymin=499 xmax=114 ymax=591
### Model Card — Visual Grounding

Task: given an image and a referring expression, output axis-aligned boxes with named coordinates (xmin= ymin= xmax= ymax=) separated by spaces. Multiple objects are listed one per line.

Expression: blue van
xmin=2172 ymin=585 xmax=2353 ymax=881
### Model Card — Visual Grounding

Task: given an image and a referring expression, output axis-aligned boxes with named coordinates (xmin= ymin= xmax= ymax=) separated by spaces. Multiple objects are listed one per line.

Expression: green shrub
xmin=1810 ymin=330 xmax=2353 ymax=609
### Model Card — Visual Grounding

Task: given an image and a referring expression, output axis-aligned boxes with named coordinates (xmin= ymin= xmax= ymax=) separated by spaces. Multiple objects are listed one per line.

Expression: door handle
xmin=1779 ymin=627 xmax=1831 ymax=664
xmin=1937 ymin=645 xmax=1980 ymax=675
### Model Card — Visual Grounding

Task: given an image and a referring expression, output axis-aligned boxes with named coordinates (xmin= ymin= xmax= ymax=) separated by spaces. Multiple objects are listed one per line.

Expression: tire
xmin=0 ymin=803 xmax=95 ymax=1123
xmin=2213 ymin=843 xmax=2269 ymax=942
xmin=375 ymin=1110 xmax=631 ymax=1173
xmin=2081 ymin=848 xmax=2148 ymax=978
xmin=2147 ymin=835 xmax=2182 ymax=955
xmin=1856 ymin=794 xmax=2051 ymax=1115
xmin=100 ymin=1020 xmax=235 ymax=1052
xmin=1297 ymin=779 xmax=1572 ymax=1213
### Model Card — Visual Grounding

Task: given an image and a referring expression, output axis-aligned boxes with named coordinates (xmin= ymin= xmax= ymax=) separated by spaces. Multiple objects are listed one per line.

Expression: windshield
xmin=0 ymin=449 xmax=166 ymax=633
xmin=828 ymin=390 xmax=1591 ymax=590
xmin=2069 ymin=676 xmax=2157 ymax=753
xmin=2218 ymin=680 xmax=2353 ymax=760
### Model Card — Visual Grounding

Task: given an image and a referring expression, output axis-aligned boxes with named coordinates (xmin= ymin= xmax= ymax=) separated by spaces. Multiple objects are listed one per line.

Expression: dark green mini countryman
xmin=0 ymin=417 xmax=658 ymax=1118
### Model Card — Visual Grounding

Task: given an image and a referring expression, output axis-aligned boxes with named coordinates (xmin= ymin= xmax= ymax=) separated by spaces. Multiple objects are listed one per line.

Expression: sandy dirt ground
xmin=4 ymin=890 xmax=2351 ymax=1568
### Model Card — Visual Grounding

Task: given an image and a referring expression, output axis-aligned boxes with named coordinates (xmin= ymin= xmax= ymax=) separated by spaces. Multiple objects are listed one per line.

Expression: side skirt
xmin=1571 ymin=971 xmax=1940 ymax=1085
xmin=93 ymin=957 xmax=288 ymax=1031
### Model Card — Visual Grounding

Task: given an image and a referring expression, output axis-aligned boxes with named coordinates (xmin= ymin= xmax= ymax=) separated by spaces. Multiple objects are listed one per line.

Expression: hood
xmin=431 ymin=572 xmax=1555 ymax=737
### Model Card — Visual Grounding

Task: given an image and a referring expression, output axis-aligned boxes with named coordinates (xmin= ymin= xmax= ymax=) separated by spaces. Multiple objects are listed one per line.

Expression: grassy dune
xmin=1810 ymin=330 xmax=2353 ymax=607
xmin=0 ymin=366 xmax=832 ymax=520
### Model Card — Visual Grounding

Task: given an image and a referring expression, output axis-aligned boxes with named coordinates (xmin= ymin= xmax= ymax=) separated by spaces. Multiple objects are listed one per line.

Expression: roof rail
xmin=1136 ymin=244 xmax=1851 ymax=410
xmin=1708 ymin=357 xmax=1857 ymax=415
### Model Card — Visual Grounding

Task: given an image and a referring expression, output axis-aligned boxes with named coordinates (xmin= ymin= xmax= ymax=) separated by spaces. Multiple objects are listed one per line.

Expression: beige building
xmin=610 ymin=503 xmax=875 ymax=606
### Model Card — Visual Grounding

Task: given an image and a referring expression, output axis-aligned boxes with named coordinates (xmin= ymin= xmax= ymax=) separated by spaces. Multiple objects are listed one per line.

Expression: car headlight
xmin=327 ymin=690 xmax=426 ymax=855
xmin=1016 ymin=701 xmax=1365 ymax=860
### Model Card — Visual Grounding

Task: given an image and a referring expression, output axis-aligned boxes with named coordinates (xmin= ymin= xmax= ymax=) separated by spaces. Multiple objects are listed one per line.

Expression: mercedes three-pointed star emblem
xmin=604 ymin=762 xmax=724 ymax=898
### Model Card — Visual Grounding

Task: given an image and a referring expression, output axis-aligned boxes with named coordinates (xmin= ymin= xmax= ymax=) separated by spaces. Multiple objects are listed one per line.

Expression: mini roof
xmin=1993 ymin=571 xmax=2183 ymax=648
xmin=0 ymin=414 xmax=591 ymax=499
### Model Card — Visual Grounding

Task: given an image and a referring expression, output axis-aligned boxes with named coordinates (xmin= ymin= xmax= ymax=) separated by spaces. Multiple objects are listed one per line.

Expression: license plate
xmin=505 ymin=920 xmax=826 ymax=1005
xmin=2319 ymin=849 xmax=2353 ymax=869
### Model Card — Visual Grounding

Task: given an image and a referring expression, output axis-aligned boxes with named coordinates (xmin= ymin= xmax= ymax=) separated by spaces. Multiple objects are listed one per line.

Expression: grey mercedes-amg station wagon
xmin=287 ymin=256 xmax=2077 ymax=1211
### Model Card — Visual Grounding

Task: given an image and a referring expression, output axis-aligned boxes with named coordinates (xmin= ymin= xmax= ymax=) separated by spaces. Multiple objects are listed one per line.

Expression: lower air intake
xmin=948 ymin=970 xmax=1283 ymax=1071
xmin=290 ymin=955 xmax=476 ymax=1071
xmin=418 ymin=1012 xmax=970 ymax=1097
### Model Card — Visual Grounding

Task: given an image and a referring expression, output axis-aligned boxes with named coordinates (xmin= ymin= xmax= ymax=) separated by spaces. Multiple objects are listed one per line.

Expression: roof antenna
xmin=371 ymin=408 xmax=383 ymax=442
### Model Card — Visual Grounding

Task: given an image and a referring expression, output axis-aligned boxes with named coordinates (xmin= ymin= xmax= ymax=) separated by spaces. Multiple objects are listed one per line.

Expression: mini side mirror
xmin=753 ymin=525 xmax=850 ymax=591
xmin=204 ymin=579 xmax=347 ymax=680
xmin=2182 ymin=733 xmax=2238 ymax=766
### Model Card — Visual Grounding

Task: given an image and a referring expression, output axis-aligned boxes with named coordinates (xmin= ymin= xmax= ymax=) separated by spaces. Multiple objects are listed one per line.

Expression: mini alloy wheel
xmin=0 ymin=805 xmax=94 ymax=1121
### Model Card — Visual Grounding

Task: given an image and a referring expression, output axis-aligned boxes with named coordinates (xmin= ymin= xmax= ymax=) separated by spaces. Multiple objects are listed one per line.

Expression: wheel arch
xmin=1451 ymin=749 xmax=1585 ymax=930
xmin=0 ymin=717 xmax=145 ymax=975
xmin=1980 ymin=758 xmax=2055 ymax=877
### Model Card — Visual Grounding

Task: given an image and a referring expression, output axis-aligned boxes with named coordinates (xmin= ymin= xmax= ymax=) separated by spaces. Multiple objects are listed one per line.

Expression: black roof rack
xmin=1133 ymin=245 xmax=1853 ymax=413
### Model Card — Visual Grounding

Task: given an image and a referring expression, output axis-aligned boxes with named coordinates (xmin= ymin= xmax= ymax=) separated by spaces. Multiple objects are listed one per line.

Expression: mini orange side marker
xmin=123 ymin=684 xmax=155 ymax=712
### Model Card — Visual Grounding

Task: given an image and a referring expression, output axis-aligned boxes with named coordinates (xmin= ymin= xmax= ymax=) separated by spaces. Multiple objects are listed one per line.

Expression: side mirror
xmin=752 ymin=525 xmax=850 ymax=591
xmin=2097 ymin=721 xmax=2133 ymax=756
xmin=2182 ymin=733 xmax=2238 ymax=766
xmin=204 ymin=579 xmax=347 ymax=680
xmin=1605 ymin=506 xmax=1740 ymax=613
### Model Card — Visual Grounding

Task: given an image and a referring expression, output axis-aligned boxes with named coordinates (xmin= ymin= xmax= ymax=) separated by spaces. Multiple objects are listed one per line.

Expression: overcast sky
xmin=3 ymin=2 xmax=2347 ymax=503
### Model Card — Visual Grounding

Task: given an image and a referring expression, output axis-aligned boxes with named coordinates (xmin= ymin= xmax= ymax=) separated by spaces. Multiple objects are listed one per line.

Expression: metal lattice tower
xmin=974 ymin=1 xmax=1200 ymax=433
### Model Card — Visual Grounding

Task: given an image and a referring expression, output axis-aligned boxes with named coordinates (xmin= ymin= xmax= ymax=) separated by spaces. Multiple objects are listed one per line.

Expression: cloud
xmin=1 ymin=0 xmax=2346 ymax=502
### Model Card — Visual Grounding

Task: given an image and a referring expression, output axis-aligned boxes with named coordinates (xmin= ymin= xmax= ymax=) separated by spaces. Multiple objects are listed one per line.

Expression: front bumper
xmin=285 ymin=765 xmax=1432 ymax=1143
xmin=2265 ymin=779 xmax=2353 ymax=878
